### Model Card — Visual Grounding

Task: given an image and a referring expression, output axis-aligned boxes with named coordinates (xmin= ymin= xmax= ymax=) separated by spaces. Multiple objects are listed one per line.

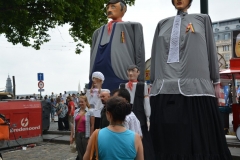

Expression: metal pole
xmin=40 ymin=90 xmax=42 ymax=100
xmin=12 ymin=76 xmax=16 ymax=99
xmin=200 ymin=0 xmax=208 ymax=14
xmin=232 ymin=74 xmax=237 ymax=104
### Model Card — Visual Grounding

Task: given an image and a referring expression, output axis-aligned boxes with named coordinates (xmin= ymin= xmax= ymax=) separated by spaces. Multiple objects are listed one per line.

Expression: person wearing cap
xmin=149 ymin=0 xmax=232 ymax=159
xmin=86 ymin=71 xmax=109 ymax=130
xmin=89 ymin=0 xmax=145 ymax=92
xmin=120 ymin=64 xmax=154 ymax=160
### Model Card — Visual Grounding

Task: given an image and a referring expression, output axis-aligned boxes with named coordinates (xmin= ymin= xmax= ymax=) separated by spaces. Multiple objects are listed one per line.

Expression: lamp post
xmin=200 ymin=0 xmax=208 ymax=14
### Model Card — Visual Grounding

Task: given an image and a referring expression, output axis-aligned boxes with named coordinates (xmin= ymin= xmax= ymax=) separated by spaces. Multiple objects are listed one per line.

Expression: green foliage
xmin=0 ymin=0 xmax=135 ymax=54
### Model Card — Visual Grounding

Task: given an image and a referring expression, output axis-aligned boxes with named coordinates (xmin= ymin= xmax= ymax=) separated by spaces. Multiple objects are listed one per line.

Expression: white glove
xmin=147 ymin=117 xmax=150 ymax=131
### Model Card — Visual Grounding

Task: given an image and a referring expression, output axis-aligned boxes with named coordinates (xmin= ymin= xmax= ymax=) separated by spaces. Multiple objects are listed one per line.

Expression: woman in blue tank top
xmin=83 ymin=96 xmax=143 ymax=160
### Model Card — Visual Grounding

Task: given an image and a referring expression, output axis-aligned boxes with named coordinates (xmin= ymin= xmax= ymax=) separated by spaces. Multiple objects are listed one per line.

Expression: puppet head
xmin=92 ymin=71 xmax=104 ymax=88
xmin=106 ymin=0 xmax=127 ymax=20
xmin=127 ymin=65 xmax=140 ymax=81
xmin=172 ymin=0 xmax=192 ymax=11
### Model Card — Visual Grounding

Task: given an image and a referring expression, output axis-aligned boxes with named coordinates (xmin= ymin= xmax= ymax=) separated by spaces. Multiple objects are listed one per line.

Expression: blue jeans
xmin=51 ymin=108 xmax=55 ymax=120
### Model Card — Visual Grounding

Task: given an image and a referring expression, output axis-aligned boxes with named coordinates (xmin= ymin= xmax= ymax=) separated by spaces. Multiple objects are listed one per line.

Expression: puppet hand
xmin=214 ymin=83 xmax=221 ymax=98
xmin=147 ymin=117 xmax=150 ymax=131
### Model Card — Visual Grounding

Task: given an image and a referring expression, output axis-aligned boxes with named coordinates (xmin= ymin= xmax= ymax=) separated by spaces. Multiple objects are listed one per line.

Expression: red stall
xmin=220 ymin=58 xmax=240 ymax=140
xmin=0 ymin=100 xmax=43 ymax=149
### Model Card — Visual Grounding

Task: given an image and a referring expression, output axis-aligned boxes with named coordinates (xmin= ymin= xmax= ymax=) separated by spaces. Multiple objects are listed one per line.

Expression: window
xmin=224 ymin=33 xmax=230 ymax=40
xmin=225 ymin=64 xmax=229 ymax=69
xmin=224 ymin=54 xmax=230 ymax=61
xmin=212 ymin=23 xmax=218 ymax=28
xmin=223 ymin=45 xmax=230 ymax=51
xmin=225 ymin=27 xmax=229 ymax=30
xmin=215 ymin=28 xmax=219 ymax=32
xmin=219 ymin=20 xmax=239 ymax=27
xmin=237 ymin=25 xmax=240 ymax=29
xmin=214 ymin=34 xmax=219 ymax=41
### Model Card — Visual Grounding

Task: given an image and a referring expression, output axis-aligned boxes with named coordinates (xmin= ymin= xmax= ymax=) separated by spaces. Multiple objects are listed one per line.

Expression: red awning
xmin=220 ymin=69 xmax=240 ymax=74
xmin=220 ymin=69 xmax=240 ymax=79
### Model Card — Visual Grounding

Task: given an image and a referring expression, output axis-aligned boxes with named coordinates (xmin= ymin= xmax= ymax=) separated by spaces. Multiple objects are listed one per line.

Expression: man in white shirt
xmin=62 ymin=91 xmax=68 ymax=104
xmin=112 ymin=88 xmax=142 ymax=137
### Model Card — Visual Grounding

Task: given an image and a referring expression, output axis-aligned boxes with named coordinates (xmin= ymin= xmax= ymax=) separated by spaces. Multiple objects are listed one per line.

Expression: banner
xmin=145 ymin=70 xmax=150 ymax=81
xmin=232 ymin=30 xmax=240 ymax=58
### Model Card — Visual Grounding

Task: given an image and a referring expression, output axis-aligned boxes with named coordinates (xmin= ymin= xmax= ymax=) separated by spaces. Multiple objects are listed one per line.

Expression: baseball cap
xmin=107 ymin=0 xmax=126 ymax=6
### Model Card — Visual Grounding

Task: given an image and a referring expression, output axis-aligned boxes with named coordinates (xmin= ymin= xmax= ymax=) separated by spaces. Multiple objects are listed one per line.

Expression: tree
xmin=0 ymin=0 xmax=135 ymax=54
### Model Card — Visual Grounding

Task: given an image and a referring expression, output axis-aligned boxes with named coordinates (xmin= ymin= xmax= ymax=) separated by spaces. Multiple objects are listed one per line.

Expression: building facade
xmin=5 ymin=75 xmax=13 ymax=93
xmin=212 ymin=17 xmax=240 ymax=69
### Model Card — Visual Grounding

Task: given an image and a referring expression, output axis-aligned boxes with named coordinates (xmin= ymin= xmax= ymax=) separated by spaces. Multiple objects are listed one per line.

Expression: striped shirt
xmin=73 ymin=107 xmax=94 ymax=138
xmin=124 ymin=112 xmax=142 ymax=137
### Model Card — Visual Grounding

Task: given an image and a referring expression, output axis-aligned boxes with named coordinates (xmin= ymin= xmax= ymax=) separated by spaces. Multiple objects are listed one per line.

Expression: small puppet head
xmin=106 ymin=0 xmax=127 ymax=20
xmin=127 ymin=65 xmax=140 ymax=81
xmin=92 ymin=71 xmax=104 ymax=88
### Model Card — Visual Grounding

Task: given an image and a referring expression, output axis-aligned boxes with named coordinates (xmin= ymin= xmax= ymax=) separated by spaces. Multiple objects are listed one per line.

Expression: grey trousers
xmin=68 ymin=115 xmax=73 ymax=128
xmin=75 ymin=132 xmax=88 ymax=160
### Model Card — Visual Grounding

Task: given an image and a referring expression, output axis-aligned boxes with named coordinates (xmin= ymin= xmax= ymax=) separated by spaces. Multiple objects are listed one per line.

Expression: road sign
xmin=37 ymin=73 xmax=44 ymax=81
xmin=38 ymin=89 xmax=45 ymax=92
xmin=38 ymin=81 xmax=44 ymax=89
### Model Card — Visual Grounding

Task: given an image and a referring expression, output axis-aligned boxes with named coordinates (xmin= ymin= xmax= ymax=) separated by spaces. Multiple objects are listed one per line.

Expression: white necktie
xmin=167 ymin=15 xmax=181 ymax=63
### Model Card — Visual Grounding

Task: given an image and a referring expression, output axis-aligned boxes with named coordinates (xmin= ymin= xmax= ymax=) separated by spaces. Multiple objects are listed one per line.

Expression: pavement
xmin=44 ymin=120 xmax=240 ymax=159
xmin=1 ymin=117 xmax=240 ymax=159
xmin=1 ymin=142 xmax=77 ymax=160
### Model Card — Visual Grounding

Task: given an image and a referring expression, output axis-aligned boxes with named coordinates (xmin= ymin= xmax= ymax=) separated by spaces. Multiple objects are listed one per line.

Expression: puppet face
xmin=92 ymin=77 xmax=102 ymax=87
xmin=173 ymin=0 xmax=190 ymax=11
xmin=106 ymin=2 xmax=125 ymax=20
xmin=127 ymin=68 xmax=140 ymax=81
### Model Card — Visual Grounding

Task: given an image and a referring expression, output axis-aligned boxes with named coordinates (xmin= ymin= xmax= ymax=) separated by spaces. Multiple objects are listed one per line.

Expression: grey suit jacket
xmin=90 ymin=22 xmax=145 ymax=82
xmin=150 ymin=13 xmax=219 ymax=97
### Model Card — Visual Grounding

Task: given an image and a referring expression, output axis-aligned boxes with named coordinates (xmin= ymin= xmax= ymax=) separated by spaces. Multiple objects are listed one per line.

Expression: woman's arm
xmin=57 ymin=108 xmax=62 ymax=115
xmin=70 ymin=122 xmax=74 ymax=144
xmin=134 ymin=133 xmax=144 ymax=160
xmin=69 ymin=103 xmax=74 ymax=115
xmin=90 ymin=116 xmax=95 ymax=136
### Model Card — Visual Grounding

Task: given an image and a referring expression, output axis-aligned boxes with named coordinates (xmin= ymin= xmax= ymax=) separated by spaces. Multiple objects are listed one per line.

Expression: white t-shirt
xmin=62 ymin=94 xmax=67 ymax=103
xmin=86 ymin=89 xmax=108 ymax=118
xmin=124 ymin=112 xmax=142 ymax=137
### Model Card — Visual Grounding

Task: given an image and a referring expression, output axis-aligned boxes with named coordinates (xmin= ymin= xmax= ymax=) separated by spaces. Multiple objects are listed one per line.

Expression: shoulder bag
xmin=90 ymin=129 xmax=100 ymax=160
xmin=70 ymin=111 xmax=86 ymax=153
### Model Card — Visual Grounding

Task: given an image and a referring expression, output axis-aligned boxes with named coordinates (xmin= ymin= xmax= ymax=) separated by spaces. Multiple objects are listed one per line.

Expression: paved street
xmin=1 ymin=116 xmax=240 ymax=159
xmin=2 ymin=142 xmax=77 ymax=160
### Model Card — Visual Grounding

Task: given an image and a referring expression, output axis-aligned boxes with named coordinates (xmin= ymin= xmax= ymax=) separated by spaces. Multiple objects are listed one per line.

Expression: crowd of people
xmin=43 ymin=91 xmax=85 ymax=131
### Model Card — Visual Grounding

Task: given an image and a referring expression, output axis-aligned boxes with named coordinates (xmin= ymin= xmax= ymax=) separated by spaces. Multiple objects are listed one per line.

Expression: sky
xmin=1 ymin=0 xmax=240 ymax=96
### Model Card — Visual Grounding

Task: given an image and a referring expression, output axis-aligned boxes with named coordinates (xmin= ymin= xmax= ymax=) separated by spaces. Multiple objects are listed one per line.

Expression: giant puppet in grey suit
xmin=149 ymin=0 xmax=232 ymax=159
xmin=89 ymin=0 xmax=145 ymax=92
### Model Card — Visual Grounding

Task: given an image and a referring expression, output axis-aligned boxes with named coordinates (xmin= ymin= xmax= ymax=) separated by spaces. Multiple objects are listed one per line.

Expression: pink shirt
xmin=75 ymin=114 xmax=86 ymax=133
